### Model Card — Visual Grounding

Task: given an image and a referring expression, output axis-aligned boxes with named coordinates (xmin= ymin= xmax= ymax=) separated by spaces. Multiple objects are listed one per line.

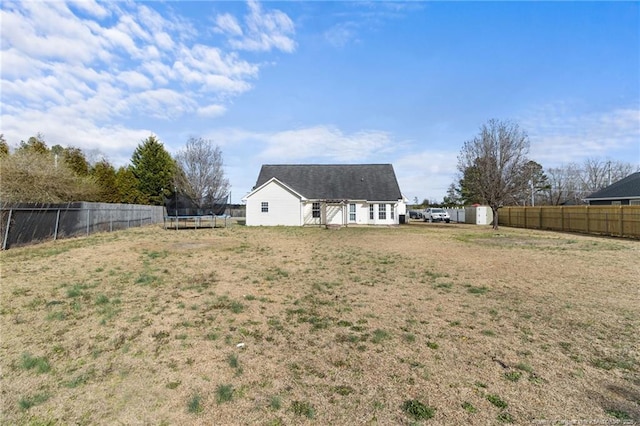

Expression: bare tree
xmin=581 ymin=158 xmax=636 ymax=194
xmin=457 ymin=119 xmax=530 ymax=229
xmin=544 ymin=160 xmax=637 ymax=205
xmin=175 ymin=137 xmax=230 ymax=208
xmin=544 ymin=164 xmax=581 ymax=205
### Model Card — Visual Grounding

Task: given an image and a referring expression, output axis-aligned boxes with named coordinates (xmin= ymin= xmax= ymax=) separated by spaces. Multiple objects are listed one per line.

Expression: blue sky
xmin=1 ymin=1 xmax=638 ymax=203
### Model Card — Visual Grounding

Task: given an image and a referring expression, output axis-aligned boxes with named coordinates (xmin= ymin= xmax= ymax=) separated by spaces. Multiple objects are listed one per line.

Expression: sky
xmin=1 ymin=1 xmax=639 ymax=203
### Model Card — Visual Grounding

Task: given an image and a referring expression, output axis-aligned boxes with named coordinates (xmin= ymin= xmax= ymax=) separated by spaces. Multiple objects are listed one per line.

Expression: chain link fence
xmin=1 ymin=202 xmax=165 ymax=250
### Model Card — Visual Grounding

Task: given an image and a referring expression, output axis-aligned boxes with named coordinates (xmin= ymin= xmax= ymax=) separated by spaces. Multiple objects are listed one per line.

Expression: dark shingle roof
xmin=586 ymin=172 xmax=640 ymax=200
xmin=254 ymin=164 xmax=402 ymax=201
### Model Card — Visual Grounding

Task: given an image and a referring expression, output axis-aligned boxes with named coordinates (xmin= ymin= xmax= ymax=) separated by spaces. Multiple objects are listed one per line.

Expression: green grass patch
xmin=606 ymin=408 xmax=631 ymax=420
xmin=46 ymin=311 xmax=66 ymax=321
xmin=64 ymin=372 xmax=92 ymax=388
xmin=401 ymin=399 xmax=436 ymax=421
xmin=504 ymin=371 xmax=522 ymax=382
xmin=19 ymin=393 xmax=50 ymax=410
xmin=216 ymin=384 xmax=234 ymax=404
xmin=487 ymin=394 xmax=508 ymax=409
xmin=461 ymin=401 xmax=477 ymax=413
xmin=230 ymin=301 xmax=244 ymax=314
xmin=187 ymin=393 xmax=203 ymax=414
xmin=269 ymin=395 xmax=282 ymax=410
xmin=20 ymin=353 xmax=51 ymax=374
xmin=334 ymin=385 xmax=355 ymax=396
xmin=497 ymin=411 xmax=514 ymax=423
xmin=467 ymin=285 xmax=489 ymax=295
xmin=227 ymin=354 xmax=242 ymax=374
xmin=205 ymin=332 xmax=219 ymax=341
xmin=290 ymin=400 xmax=315 ymax=419
xmin=95 ymin=294 xmax=110 ymax=305
xmin=371 ymin=329 xmax=390 ymax=344
xmin=403 ymin=333 xmax=416 ymax=343
xmin=66 ymin=284 xmax=86 ymax=298
xmin=135 ymin=272 xmax=160 ymax=286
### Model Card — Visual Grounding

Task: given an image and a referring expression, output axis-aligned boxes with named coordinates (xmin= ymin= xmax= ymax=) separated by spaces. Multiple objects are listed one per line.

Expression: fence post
xmin=619 ymin=206 xmax=624 ymax=237
xmin=539 ymin=207 xmax=543 ymax=229
xmin=86 ymin=209 xmax=90 ymax=236
xmin=2 ymin=209 xmax=13 ymax=250
xmin=54 ymin=209 xmax=61 ymax=241
xmin=110 ymin=210 xmax=113 ymax=232
xmin=585 ymin=206 xmax=590 ymax=234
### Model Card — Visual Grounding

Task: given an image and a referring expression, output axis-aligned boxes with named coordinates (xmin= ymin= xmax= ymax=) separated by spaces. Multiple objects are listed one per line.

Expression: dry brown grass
xmin=1 ymin=223 xmax=639 ymax=425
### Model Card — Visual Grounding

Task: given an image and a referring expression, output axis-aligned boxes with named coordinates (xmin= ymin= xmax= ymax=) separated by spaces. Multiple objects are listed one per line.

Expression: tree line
xmin=440 ymin=119 xmax=638 ymax=229
xmin=0 ymin=134 xmax=230 ymax=207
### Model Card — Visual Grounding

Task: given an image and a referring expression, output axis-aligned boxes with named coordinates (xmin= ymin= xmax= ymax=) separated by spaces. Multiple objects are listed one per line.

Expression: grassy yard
xmin=1 ymin=223 xmax=638 ymax=425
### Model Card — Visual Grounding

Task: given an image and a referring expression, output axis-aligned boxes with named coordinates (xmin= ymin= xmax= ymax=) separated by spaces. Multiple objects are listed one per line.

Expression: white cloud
xmin=259 ymin=126 xmax=396 ymax=162
xmin=69 ymin=0 xmax=110 ymax=19
xmin=215 ymin=0 xmax=296 ymax=53
xmin=393 ymin=150 xmax=460 ymax=202
xmin=197 ymin=104 xmax=227 ymax=118
xmin=215 ymin=13 xmax=243 ymax=36
xmin=324 ymin=22 xmax=359 ymax=48
xmin=0 ymin=108 xmax=150 ymax=165
xmin=116 ymin=71 xmax=153 ymax=90
xmin=1 ymin=0 xmax=298 ymax=164
xmin=523 ymin=104 xmax=640 ymax=166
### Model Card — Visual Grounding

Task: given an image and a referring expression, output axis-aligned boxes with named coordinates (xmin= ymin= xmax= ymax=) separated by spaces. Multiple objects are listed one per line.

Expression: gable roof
xmin=253 ymin=164 xmax=403 ymax=201
xmin=585 ymin=172 xmax=640 ymax=200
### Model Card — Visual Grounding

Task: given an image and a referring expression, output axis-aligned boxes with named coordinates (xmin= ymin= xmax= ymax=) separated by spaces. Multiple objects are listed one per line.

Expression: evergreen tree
xmin=63 ymin=147 xmax=90 ymax=176
xmin=115 ymin=166 xmax=145 ymax=204
xmin=18 ymin=134 xmax=49 ymax=155
xmin=92 ymin=159 xmax=119 ymax=202
xmin=130 ymin=135 xmax=175 ymax=205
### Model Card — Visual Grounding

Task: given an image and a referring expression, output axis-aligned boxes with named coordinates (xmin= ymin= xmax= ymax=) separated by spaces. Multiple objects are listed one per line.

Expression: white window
xmin=630 ymin=200 xmax=640 ymax=206
xmin=612 ymin=201 xmax=622 ymax=206
xmin=349 ymin=204 xmax=356 ymax=222
xmin=378 ymin=204 xmax=387 ymax=220
xmin=261 ymin=202 xmax=269 ymax=213
xmin=369 ymin=204 xmax=374 ymax=220
xmin=312 ymin=202 xmax=321 ymax=218
xmin=390 ymin=204 xmax=395 ymax=220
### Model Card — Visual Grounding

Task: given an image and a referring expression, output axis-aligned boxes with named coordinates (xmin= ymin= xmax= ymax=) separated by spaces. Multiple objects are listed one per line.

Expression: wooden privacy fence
xmin=498 ymin=206 xmax=640 ymax=239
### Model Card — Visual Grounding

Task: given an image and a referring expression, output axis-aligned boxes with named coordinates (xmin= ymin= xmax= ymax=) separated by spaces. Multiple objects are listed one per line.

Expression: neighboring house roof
xmin=585 ymin=172 xmax=640 ymax=200
xmin=252 ymin=164 xmax=403 ymax=201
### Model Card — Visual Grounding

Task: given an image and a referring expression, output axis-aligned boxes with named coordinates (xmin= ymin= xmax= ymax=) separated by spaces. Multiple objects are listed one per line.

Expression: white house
xmin=243 ymin=164 xmax=407 ymax=226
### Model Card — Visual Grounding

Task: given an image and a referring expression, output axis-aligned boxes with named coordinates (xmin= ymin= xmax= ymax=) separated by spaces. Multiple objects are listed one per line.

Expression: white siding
xmin=245 ymin=181 xmax=302 ymax=226
xmin=326 ymin=205 xmax=345 ymax=225
xmin=302 ymin=202 xmax=321 ymax=226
